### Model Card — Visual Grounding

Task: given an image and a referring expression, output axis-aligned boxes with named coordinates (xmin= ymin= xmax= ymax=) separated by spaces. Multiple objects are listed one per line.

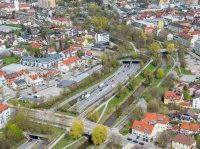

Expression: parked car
xmin=139 ymin=142 xmax=144 ymax=145
xmin=133 ymin=140 xmax=138 ymax=143
xmin=127 ymin=138 xmax=132 ymax=141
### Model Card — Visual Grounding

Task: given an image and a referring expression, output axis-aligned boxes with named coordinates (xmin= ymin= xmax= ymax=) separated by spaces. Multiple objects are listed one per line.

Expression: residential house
xmin=170 ymin=109 xmax=197 ymax=122
xmin=179 ymin=102 xmax=192 ymax=108
xmin=59 ymin=48 xmax=77 ymax=59
xmin=132 ymin=20 xmax=154 ymax=28
xmin=12 ymin=79 xmax=27 ymax=90
xmin=5 ymin=73 xmax=18 ymax=86
xmin=0 ymin=104 xmax=11 ymax=129
xmin=13 ymin=40 xmax=18 ymax=46
xmin=0 ymin=76 xmax=6 ymax=87
xmin=85 ymin=50 xmax=93 ymax=58
xmin=192 ymin=95 xmax=200 ymax=109
xmin=95 ymin=32 xmax=110 ymax=45
xmin=172 ymin=134 xmax=196 ymax=149
xmin=20 ymin=54 xmax=63 ymax=68
xmin=168 ymin=21 xmax=190 ymax=33
xmin=58 ymin=56 xmax=80 ymax=72
xmin=164 ymin=91 xmax=184 ymax=105
xmin=27 ymin=73 xmax=44 ymax=86
xmin=12 ymin=48 xmax=27 ymax=56
xmin=132 ymin=112 xmax=169 ymax=140
xmin=180 ymin=122 xmax=200 ymax=135
xmin=0 ymin=44 xmax=6 ymax=50
xmin=158 ymin=30 xmax=173 ymax=41
xmin=31 ymin=42 xmax=44 ymax=49
xmin=66 ymin=28 xmax=78 ymax=37
xmin=0 ymin=36 xmax=6 ymax=44
xmin=50 ymin=17 xmax=72 ymax=27
xmin=47 ymin=47 xmax=57 ymax=55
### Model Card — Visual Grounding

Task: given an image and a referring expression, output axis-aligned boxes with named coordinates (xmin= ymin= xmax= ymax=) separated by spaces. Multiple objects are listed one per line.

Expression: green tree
xmin=91 ymin=16 xmax=108 ymax=32
xmin=15 ymin=30 xmax=21 ymax=36
xmin=70 ymin=119 xmax=84 ymax=139
xmin=183 ymin=91 xmax=191 ymax=101
xmin=166 ymin=43 xmax=175 ymax=54
xmin=116 ymin=83 xmax=123 ymax=98
xmin=87 ymin=109 xmax=99 ymax=122
xmin=5 ymin=123 xmax=23 ymax=142
xmin=149 ymin=42 xmax=161 ymax=53
xmin=92 ymin=124 xmax=108 ymax=145
xmin=156 ymin=68 xmax=165 ymax=79
xmin=147 ymin=99 xmax=160 ymax=113
xmin=157 ymin=132 xmax=171 ymax=148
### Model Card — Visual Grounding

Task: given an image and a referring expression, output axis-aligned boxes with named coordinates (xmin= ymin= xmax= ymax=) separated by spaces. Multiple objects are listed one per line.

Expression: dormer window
xmin=144 ymin=127 xmax=149 ymax=131
xmin=137 ymin=126 xmax=141 ymax=129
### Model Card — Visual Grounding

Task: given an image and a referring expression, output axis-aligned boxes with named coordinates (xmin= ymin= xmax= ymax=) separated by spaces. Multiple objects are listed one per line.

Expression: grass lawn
xmin=1 ymin=24 xmax=21 ymax=28
xmin=120 ymin=126 xmax=130 ymax=135
xmin=98 ymin=105 xmax=105 ymax=114
xmin=52 ymin=134 xmax=86 ymax=149
xmin=3 ymin=57 xmax=20 ymax=66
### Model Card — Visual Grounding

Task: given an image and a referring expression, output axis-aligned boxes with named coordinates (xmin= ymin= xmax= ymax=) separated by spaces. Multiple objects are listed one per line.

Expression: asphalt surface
xmin=49 ymin=65 xmax=125 ymax=112
xmin=70 ymin=64 xmax=140 ymax=114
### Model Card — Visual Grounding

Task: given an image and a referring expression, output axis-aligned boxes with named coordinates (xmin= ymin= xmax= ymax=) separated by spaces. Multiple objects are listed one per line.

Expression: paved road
xmin=18 ymin=139 xmax=38 ymax=149
xmin=49 ymin=66 xmax=125 ymax=112
xmin=70 ymin=64 xmax=140 ymax=114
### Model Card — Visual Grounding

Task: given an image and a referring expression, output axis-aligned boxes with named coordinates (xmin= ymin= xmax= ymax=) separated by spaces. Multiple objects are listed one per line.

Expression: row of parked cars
xmin=127 ymin=136 xmax=149 ymax=146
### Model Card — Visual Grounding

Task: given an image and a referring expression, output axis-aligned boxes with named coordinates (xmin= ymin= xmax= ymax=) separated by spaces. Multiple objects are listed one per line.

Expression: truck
xmin=85 ymin=93 xmax=90 ymax=99
xmin=99 ymin=83 xmax=104 ymax=88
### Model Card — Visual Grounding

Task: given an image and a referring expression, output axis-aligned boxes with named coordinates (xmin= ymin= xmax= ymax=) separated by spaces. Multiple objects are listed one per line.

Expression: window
xmin=137 ymin=126 xmax=141 ymax=129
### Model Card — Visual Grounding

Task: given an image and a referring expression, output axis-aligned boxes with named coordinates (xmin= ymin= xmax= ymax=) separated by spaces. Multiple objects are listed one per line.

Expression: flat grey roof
xmin=180 ymin=75 xmax=197 ymax=83
xmin=0 ymin=26 xmax=20 ymax=32
xmin=1 ymin=64 xmax=31 ymax=73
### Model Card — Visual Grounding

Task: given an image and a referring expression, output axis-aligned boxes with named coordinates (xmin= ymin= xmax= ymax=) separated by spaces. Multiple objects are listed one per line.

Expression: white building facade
xmin=194 ymin=40 xmax=200 ymax=56
xmin=192 ymin=96 xmax=200 ymax=109
xmin=95 ymin=32 xmax=110 ymax=44
xmin=0 ymin=105 xmax=11 ymax=129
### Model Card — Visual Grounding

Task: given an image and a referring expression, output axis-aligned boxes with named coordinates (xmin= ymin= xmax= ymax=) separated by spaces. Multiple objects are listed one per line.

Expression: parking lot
xmin=19 ymin=65 xmax=102 ymax=101
xmin=185 ymin=54 xmax=200 ymax=74
xmin=125 ymin=133 xmax=156 ymax=149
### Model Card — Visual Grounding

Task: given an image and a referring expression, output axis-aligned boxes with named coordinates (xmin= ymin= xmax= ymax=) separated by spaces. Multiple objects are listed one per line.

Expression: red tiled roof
xmin=62 ymin=48 xmax=76 ymax=54
xmin=132 ymin=120 xmax=154 ymax=134
xmin=47 ymin=47 xmax=56 ymax=53
xmin=172 ymin=134 xmax=196 ymax=146
xmin=70 ymin=44 xmax=82 ymax=48
xmin=142 ymin=112 xmax=169 ymax=124
xmin=30 ymin=73 xmax=40 ymax=80
xmin=62 ymin=56 xmax=80 ymax=65
xmin=31 ymin=42 xmax=43 ymax=49
xmin=181 ymin=122 xmax=200 ymax=132
xmin=17 ymin=69 xmax=28 ymax=76
xmin=0 ymin=3 xmax=30 ymax=9
xmin=0 ymin=104 xmax=8 ymax=112
xmin=189 ymin=31 xmax=200 ymax=35
xmin=164 ymin=91 xmax=183 ymax=101
xmin=179 ymin=102 xmax=191 ymax=107
xmin=0 ymin=71 xmax=6 ymax=77
xmin=86 ymin=50 xmax=92 ymax=56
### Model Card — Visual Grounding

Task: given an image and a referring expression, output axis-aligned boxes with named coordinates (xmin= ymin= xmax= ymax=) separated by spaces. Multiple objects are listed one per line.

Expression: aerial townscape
xmin=0 ymin=0 xmax=200 ymax=148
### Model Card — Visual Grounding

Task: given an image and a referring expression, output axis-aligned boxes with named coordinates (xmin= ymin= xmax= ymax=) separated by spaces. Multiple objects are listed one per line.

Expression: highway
xmin=69 ymin=64 xmax=140 ymax=114
xmin=49 ymin=66 xmax=125 ymax=112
